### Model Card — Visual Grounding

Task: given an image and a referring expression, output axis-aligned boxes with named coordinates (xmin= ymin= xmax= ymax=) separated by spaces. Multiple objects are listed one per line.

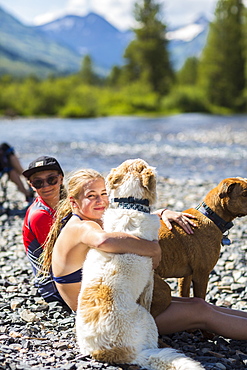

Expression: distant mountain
xmin=33 ymin=13 xmax=133 ymax=72
xmin=0 ymin=6 xmax=210 ymax=78
xmin=0 ymin=6 xmax=81 ymax=78
xmin=167 ymin=15 xmax=210 ymax=70
xmin=33 ymin=12 xmax=210 ymax=73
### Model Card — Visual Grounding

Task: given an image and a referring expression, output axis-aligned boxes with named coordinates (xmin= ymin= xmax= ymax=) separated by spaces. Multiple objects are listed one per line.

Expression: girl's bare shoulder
xmin=63 ymin=218 xmax=103 ymax=235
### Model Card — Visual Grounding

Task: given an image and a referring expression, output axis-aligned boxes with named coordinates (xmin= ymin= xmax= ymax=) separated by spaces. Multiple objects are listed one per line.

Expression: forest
xmin=0 ymin=0 xmax=246 ymax=118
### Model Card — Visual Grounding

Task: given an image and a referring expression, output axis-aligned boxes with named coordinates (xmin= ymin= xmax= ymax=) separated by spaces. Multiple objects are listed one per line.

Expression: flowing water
xmin=1 ymin=113 xmax=247 ymax=182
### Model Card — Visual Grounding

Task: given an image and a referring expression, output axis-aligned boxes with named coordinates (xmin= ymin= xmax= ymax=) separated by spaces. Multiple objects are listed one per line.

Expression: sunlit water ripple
xmin=1 ymin=113 xmax=247 ymax=182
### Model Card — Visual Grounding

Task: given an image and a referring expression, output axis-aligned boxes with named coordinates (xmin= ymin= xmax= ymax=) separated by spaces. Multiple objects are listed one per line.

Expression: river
xmin=1 ymin=113 xmax=247 ymax=182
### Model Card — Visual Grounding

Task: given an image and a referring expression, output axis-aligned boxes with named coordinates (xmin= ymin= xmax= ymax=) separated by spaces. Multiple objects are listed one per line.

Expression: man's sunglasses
xmin=30 ymin=175 xmax=60 ymax=189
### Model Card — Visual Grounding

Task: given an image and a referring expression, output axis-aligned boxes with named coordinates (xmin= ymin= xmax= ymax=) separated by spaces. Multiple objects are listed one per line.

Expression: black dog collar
xmin=112 ymin=197 xmax=150 ymax=213
xmin=196 ymin=201 xmax=234 ymax=234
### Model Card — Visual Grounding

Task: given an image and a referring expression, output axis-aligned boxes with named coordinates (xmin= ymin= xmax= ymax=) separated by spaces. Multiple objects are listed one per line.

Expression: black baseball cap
xmin=22 ymin=156 xmax=64 ymax=179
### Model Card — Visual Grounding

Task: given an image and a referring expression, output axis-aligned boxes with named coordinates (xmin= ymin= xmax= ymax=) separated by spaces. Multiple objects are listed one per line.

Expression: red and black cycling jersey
xmin=22 ymin=196 xmax=64 ymax=303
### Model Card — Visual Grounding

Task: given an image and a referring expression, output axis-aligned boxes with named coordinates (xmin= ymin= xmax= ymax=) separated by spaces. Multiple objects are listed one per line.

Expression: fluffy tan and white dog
xmin=76 ymin=159 xmax=203 ymax=370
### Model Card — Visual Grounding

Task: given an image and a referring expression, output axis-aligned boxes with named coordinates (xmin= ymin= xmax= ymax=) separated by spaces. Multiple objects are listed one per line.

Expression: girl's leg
xmin=155 ymin=297 xmax=247 ymax=340
xmin=212 ymin=303 xmax=247 ymax=318
xmin=171 ymin=296 xmax=247 ymax=318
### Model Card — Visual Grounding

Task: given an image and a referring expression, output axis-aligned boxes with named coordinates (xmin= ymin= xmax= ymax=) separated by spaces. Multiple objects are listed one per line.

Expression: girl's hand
xmin=156 ymin=209 xmax=197 ymax=235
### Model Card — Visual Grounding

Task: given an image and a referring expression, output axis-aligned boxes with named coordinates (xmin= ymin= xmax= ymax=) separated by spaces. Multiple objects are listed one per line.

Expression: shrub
xmin=161 ymin=86 xmax=210 ymax=113
xmin=59 ymin=85 xmax=99 ymax=118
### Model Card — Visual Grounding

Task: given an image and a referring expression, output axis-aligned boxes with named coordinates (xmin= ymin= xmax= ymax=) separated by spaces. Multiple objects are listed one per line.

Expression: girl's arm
xmin=80 ymin=221 xmax=161 ymax=269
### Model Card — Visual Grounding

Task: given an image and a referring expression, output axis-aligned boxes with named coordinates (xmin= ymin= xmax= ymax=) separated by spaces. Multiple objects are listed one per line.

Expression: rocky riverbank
xmin=0 ymin=178 xmax=247 ymax=370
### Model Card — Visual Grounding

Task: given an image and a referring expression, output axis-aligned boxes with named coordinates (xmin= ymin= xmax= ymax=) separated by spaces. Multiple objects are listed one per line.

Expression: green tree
xmin=198 ymin=0 xmax=246 ymax=110
xmin=107 ymin=65 xmax=122 ymax=86
xmin=80 ymin=55 xmax=98 ymax=85
xmin=177 ymin=57 xmax=199 ymax=86
xmin=123 ymin=0 xmax=173 ymax=95
xmin=243 ymin=6 xmax=247 ymax=82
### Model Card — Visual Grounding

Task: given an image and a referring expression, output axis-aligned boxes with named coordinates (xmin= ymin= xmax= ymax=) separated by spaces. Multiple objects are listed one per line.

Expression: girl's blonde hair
xmin=41 ymin=168 xmax=104 ymax=273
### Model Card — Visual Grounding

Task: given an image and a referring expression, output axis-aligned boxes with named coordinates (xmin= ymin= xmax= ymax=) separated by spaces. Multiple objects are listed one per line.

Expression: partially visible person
xmin=42 ymin=168 xmax=247 ymax=341
xmin=22 ymin=155 xmax=67 ymax=305
xmin=0 ymin=142 xmax=33 ymax=201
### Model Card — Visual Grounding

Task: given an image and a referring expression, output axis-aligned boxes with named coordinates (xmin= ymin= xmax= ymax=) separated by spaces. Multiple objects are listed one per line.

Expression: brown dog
xmin=154 ymin=177 xmax=247 ymax=309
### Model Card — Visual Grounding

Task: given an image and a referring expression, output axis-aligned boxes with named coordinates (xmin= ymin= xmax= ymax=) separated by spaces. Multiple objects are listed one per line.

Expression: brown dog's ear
xmin=219 ymin=181 xmax=236 ymax=199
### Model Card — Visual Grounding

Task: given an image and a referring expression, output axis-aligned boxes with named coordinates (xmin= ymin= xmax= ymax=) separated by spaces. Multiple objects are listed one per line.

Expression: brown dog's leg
xmin=150 ymin=273 xmax=172 ymax=318
xmin=179 ymin=273 xmax=209 ymax=300
xmin=178 ymin=276 xmax=192 ymax=297
xmin=192 ymin=272 xmax=210 ymax=299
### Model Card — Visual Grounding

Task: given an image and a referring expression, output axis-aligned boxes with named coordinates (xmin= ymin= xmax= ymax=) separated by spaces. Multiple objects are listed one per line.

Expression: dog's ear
xmin=141 ymin=168 xmax=156 ymax=189
xmin=105 ymin=169 xmax=124 ymax=189
xmin=141 ymin=168 xmax=156 ymax=192
xmin=219 ymin=180 xmax=237 ymax=199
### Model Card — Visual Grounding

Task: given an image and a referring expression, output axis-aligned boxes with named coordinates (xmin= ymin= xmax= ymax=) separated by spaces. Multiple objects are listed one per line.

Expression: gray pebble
xmin=0 ymin=180 xmax=247 ymax=370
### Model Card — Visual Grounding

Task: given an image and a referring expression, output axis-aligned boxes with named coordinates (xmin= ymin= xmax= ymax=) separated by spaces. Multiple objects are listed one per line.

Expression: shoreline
xmin=0 ymin=179 xmax=247 ymax=369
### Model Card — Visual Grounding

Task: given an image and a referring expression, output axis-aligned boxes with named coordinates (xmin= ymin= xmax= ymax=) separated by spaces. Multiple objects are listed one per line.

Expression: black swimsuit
xmin=53 ymin=269 xmax=82 ymax=284
xmin=53 ymin=214 xmax=83 ymax=284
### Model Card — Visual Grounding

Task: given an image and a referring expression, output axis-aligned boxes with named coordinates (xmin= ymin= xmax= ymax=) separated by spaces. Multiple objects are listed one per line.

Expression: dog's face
xmin=216 ymin=177 xmax=247 ymax=217
xmin=106 ymin=158 xmax=157 ymax=205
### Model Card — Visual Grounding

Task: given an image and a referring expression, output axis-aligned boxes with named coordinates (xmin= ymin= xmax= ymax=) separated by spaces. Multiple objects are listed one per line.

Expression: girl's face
xmin=29 ymin=170 xmax=63 ymax=204
xmin=75 ymin=178 xmax=109 ymax=219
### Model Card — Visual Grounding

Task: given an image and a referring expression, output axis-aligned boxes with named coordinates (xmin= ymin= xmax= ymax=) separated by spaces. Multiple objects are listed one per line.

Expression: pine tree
xmin=80 ymin=55 xmax=98 ymax=85
xmin=177 ymin=57 xmax=199 ymax=86
xmin=123 ymin=0 xmax=173 ymax=95
xmin=198 ymin=0 xmax=246 ymax=109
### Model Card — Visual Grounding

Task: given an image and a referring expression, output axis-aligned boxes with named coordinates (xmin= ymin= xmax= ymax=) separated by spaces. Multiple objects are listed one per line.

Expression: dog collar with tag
xmin=196 ymin=202 xmax=233 ymax=245
xmin=196 ymin=201 xmax=234 ymax=233
xmin=195 ymin=202 xmax=233 ymax=245
xmin=112 ymin=197 xmax=150 ymax=213
xmin=196 ymin=202 xmax=233 ymax=250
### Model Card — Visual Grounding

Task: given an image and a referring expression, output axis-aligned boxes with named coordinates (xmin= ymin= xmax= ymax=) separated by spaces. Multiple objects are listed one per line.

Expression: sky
xmin=0 ymin=0 xmax=219 ymax=31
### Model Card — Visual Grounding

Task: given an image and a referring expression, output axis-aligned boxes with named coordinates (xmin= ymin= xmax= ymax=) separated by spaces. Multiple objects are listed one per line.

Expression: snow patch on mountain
xmin=41 ymin=18 xmax=76 ymax=32
xmin=167 ymin=23 xmax=204 ymax=42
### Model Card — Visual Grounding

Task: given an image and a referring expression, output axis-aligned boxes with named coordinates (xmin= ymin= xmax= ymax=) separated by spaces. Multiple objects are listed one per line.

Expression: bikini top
xmin=53 ymin=213 xmax=84 ymax=284
xmin=53 ymin=269 xmax=82 ymax=284
xmin=72 ymin=213 xmax=83 ymax=221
